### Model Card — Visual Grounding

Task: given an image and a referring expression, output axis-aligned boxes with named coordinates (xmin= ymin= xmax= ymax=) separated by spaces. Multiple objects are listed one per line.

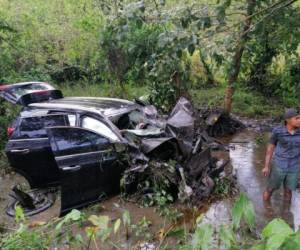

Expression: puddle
xmin=228 ymin=130 xmax=300 ymax=231
xmin=201 ymin=199 xmax=232 ymax=226
xmin=199 ymin=129 xmax=300 ymax=231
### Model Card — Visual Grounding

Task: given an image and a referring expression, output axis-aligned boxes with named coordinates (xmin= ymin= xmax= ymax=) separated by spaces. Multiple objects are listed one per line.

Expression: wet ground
xmin=1 ymin=128 xmax=300 ymax=237
xmin=0 ymin=173 xmax=61 ymax=228
xmin=217 ymin=129 xmax=300 ymax=231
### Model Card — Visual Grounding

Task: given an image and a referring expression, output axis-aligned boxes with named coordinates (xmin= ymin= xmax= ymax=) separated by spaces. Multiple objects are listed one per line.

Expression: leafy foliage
xmin=2 ymin=193 xmax=300 ymax=249
xmin=243 ymin=1 xmax=300 ymax=100
xmin=0 ymin=101 xmax=19 ymax=150
xmin=231 ymin=192 xmax=256 ymax=230
xmin=0 ymin=0 xmax=299 ymax=111
xmin=191 ymin=223 xmax=213 ymax=250
xmin=219 ymin=224 xmax=236 ymax=249
xmin=0 ymin=0 xmax=104 ymax=83
xmin=262 ymin=219 xmax=293 ymax=250
xmin=99 ymin=0 xmax=197 ymax=109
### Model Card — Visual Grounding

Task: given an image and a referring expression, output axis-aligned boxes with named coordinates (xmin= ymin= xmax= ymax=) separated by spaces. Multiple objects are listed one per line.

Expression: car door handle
xmin=62 ymin=165 xmax=81 ymax=171
xmin=10 ymin=149 xmax=30 ymax=154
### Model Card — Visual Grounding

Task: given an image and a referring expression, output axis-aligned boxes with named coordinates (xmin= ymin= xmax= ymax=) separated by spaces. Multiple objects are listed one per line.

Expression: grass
xmin=57 ymin=81 xmax=286 ymax=118
xmin=57 ymin=82 xmax=149 ymax=100
xmin=191 ymin=85 xmax=284 ymax=118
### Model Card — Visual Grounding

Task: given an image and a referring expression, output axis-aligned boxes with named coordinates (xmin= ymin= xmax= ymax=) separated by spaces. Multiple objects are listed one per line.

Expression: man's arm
xmin=262 ymin=144 xmax=275 ymax=177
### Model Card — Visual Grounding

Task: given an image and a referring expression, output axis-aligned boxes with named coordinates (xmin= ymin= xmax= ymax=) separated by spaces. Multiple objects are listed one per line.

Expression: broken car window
xmin=82 ymin=116 xmax=119 ymax=142
xmin=115 ymin=110 xmax=148 ymax=130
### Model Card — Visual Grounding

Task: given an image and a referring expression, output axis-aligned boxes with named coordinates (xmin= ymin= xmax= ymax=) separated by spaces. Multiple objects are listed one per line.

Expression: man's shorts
xmin=267 ymin=164 xmax=300 ymax=190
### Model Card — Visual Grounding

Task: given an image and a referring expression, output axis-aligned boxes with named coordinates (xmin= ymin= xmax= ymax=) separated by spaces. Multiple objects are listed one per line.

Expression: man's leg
xmin=284 ymin=170 xmax=300 ymax=201
xmin=283 ymin=188 xmax=292 ymax=202
xmin=263 ymin=164 xmax=284 ymax=201
xmin=263 ymin=188 xmax=275 ymax=201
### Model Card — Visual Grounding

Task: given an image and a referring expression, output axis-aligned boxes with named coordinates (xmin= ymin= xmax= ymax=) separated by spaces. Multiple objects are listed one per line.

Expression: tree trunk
xmin=199 ymin=49 xmax=215 ymax=86
xmin=224 ymin=0 xmax=256 ymax=113
xmin=172 ymin=71 xmax=190 ymax=100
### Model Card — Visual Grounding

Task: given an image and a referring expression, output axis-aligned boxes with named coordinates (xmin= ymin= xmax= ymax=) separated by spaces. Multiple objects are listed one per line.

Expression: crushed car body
xmin=0 ymin=82 xmax=243 ymax=216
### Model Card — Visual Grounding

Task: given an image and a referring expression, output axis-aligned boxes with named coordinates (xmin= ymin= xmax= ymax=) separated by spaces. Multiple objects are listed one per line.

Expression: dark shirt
xmin=269 ymin=126 xmax=300 ymax=172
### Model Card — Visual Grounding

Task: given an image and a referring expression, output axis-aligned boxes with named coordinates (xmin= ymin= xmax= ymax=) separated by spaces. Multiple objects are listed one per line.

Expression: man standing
xmin=262 ymin=108 xmax=300 ymax=202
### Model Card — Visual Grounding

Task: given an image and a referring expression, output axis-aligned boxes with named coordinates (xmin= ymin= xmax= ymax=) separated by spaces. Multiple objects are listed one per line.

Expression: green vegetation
xmin=1 ymin=193 xmax=299 ymax=249
xmin=0 ymin=0 xmax=299 ymax=113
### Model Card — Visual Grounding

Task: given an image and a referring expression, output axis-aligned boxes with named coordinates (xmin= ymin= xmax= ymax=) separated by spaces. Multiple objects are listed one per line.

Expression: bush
xmin=0 ymin=101 xmax=19 ymax=150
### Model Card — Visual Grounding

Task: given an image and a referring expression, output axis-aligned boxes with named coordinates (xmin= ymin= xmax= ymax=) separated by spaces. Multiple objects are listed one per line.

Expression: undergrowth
xmin=1 ymin=193 xmax=299 ymax=250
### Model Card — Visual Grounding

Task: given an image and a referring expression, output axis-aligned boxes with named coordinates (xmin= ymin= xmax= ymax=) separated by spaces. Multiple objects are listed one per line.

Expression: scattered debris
xmin=121 ymin=97 xmax=242 ymax=205
xmin=199 ymin=108 xmax=245 ymax=137
xmin=7 ymin=186 xmax=56 ymax=217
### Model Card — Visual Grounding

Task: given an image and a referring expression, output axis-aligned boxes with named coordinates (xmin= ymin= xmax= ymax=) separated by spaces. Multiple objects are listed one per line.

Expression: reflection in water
xmin=291 ymin=190 xmax=300 ymax=231
xmin=229 ymin=130 xmax=299 ymax=231
xmin=201 ymin=200 xmax=232 ymax=226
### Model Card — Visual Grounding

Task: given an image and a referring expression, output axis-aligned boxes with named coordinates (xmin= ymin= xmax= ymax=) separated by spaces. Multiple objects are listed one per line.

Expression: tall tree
xmin=246 ymin=2 xmax=300 ymax=96
xmin=224 ymin=0 xmax=256 ymax=113
xmin=224 ymin=0 xmax=299 ymax=113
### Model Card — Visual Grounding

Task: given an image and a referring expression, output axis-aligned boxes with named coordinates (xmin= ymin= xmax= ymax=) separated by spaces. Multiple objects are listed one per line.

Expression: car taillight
xmin=7 ymin=127 xmax=14 ymax=137
xmin=0 ymin=84 xmax=9 ymax=91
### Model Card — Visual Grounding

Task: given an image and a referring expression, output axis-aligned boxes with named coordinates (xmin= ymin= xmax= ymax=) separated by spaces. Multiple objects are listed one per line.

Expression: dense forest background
xmin=0 ymin=0 xmax=299 ymax=115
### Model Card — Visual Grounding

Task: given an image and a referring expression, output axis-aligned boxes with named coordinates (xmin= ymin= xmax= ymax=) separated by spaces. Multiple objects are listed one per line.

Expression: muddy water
xmin=200 ymin=129 xmax=300 ymax=232
xmin=227 ymin=130 xmax=300 ymax=231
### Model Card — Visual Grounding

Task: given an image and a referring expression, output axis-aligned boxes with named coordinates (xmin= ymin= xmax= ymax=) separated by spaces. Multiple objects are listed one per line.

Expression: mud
xmin=0 ymin=173 xmax=60 ymax=229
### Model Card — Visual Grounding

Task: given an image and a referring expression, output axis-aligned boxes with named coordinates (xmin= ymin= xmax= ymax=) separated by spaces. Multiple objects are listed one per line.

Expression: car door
xmin=46 ymin=126 xmax=120 ymax=215
xmin=5 ymin=114 xmax=70 ymax=188
xmin=0 ymin=82 xmax=62 ymax=106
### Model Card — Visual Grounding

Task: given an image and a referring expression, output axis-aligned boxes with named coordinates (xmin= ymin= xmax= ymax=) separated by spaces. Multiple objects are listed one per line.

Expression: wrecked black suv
xmin=0 ymin=82 xmax=150 ymax=215
xmin=1 ymin=82 xmax=233 ymax=217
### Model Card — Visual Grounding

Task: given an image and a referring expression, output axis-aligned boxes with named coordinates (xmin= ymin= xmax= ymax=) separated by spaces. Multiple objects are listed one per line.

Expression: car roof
xmin=28 ymin=96 xmax=140 ymax=118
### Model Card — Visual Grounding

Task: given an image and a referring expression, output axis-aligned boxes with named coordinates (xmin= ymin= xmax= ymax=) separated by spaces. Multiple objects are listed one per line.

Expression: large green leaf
xmin=262 ymin=219 xmax=293 ymax=239
xmin=265 ymin=234 xmax=290 ymax=250
xmin=192 ymin=224 xmax=213 ymax=250
xmin=232 ymin=192 xmax=255 ymax=230
xmin=122 ymin=209 xmax=131 ymax=226
xmin=114 ymin=218 xmax=121 ymax=234
xmin=55 ymin=209 xmax=82 ymax=231
xmin=15 ymin=206 xmax=25 ymax=223
xmin=262 ymin=218 xmax=293 ymax=250
xmin=282 ymin=230 xmax=300 ymax=250
xmin=219 ymin=224 xmax=235 ymax=249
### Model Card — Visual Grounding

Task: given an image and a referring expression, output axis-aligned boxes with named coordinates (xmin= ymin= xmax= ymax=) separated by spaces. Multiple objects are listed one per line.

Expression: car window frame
xmin=80 ymin=115 xmax=120 ymax=142
xmin=47 ymin=110 xmax=77 ymax=127
xmin=46 ymin=126 xmax=112 ymax=157
xmin=12 ymin=113 xmax=70 ymax=140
